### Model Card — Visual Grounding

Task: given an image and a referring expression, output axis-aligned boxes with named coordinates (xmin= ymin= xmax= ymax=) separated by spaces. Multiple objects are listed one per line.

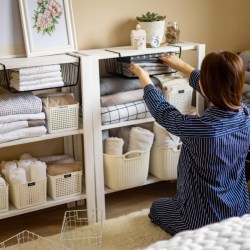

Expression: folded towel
xmin=128 ymin=127 xmax=154 ymax=152
xmin=39 ymin=154 xmax=75 ymax=165
xmin=0 ymin=120 xmax=28 ymax=134
xmin=8 ymin=167 xmax=27 ymax=185
xmin=0 ymin=112 xmax=45 ymax=124
xmin=10 ymin=77 xmax=63 ymax=87
xmin=11 ymin=71 xmax=62 ymax=82
xmin=47 ymin=162 xmax=82 ymax=176
xmin=10 ymin=81 xmax=64 ymax=91
xmin=117 ymin=126 xmax=132 ymax=154
xmin=17 ymin=159 xmax=34 ymax=182
xmin=13 ymin=65 xmax=61 ymax=76
xmin=104 ymin=137 xmax=124 ymax=155
xmin=30 ymin=161 xmax=47 ymax=181
xmin=1 ymin=161 xmax=17 ymax=182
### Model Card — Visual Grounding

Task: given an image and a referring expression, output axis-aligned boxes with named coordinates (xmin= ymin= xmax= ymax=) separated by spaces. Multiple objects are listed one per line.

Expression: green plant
xmin=136 ymin=12 xmax=166 ymax=22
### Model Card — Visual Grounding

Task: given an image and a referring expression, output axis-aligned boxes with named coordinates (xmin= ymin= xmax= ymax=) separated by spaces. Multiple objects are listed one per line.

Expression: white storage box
xmin=0 ymin=184 xmax=8 ymax=214
xmin=9 ymin=179 xmax=47 ymax=209
xmin=47 ymin=171 xmax=82 ymax=200
xmin=61 ymin=209 xmax=103 ymax=250
xmin=103 ymin=150 xmax=150 ymax=191
xmin=44 ymin=103 xmax=79 ymax=134
xmin=149 ymin=144 xmax=181 ymax=180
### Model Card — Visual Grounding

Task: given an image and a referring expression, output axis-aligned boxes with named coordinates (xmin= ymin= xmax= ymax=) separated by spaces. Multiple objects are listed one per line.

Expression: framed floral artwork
xmin=18 ymin=0 xmax=77 ymax=57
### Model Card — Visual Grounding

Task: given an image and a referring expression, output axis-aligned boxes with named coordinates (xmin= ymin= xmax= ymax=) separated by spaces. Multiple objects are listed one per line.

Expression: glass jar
xmin=166 ymin=21 xmax=180 ymax=44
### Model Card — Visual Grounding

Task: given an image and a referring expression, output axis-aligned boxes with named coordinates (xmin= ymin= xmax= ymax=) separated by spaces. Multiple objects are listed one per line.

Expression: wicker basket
xmin=47 ymin=171 xmax=82 ymax=200
xmin=9 ymin=179 xmax=47 ymax=209
xmin=149 ymin=144 xmax=181 ymax=180
xmin=103 ymin=150 xmax=150 ymax=191
xmin=44 ymin=103 xmax=79 ymax=134
xmin=0 ymin=184 xmax=8 ymax=214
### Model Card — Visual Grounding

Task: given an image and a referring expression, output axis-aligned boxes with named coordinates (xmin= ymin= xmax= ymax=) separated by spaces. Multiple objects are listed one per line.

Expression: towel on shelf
xmin=10 ymin=71 xmax=62 ymax=82
xmin=12 ymin=65 xmax=61 ymax=76
xmin=153 ymin=122 xmax=180 ymax=147
xmin=0 ymin=126 xmax=47 ymax=144
xmin=0 ymin=176 xmax=6 ymax=187
xmin=47 ymin=162 xmax=82 ymax=176
xmin=104 ymin=137 xmax=124 ymax=155
xmin=1 ymin=161 xmax=17 ymax=182
xmin=0 ymin=120 xmax=28 ymax=134
xmin=10 ymin=77 xmax=63 ymax=87
xmin=8 ymin=167 xmax=27 ymax=185
xmin=30 ymin=161 xmax=47 ymax=181
xmin=0 ymin=112 xmax=45 ymax=124
xmin=10 ymin=81 xmax=64 ymax=91
xmin=100 ymin=89 xmax=143 ymax=107
xmin=38 ymin=154 xmax=75 ymax=165
xmin=17 ymin=159 xmax=34 ymax=182
xmin=0 ymin=92 xmax=42 ymax=116
xmin=128 ymin=127 xmax=154 ymax=155
xmin=117 ymin=126 xmax=132 ymax=154
xmin=27 ymin=119 xmax=46 ymax=127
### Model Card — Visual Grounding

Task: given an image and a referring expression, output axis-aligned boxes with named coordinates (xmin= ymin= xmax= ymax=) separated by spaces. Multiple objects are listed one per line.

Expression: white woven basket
xmin=0 ymin=184 xmax=8 ymax=213
xmin=103 ymin=150 xmax=150 ymax=191
xmin=149 ymin=144 xmax=181 ymax=180
xmin=44 ymin=103 xmax=79 ymax=134
xmin=9 ymin=179 xmax=47 ymax=209
xmin=47 ymin=171 xmax=82 ymax=200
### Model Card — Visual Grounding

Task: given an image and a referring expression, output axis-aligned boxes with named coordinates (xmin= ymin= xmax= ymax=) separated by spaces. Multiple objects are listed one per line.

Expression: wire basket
xmin=0 ymin=61 xmax=80 ymax=93
xmin=61 ymin=209 xmax=103 ymax=250
xmin=0 ymin=230 xmax=68 ymax=249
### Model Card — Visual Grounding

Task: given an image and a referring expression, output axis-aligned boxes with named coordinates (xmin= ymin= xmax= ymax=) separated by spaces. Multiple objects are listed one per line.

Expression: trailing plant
xmin=136 ymin=12 xmax=166 ymax=22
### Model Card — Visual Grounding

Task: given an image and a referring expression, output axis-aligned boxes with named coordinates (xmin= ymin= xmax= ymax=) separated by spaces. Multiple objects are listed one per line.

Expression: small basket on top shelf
xmin=0 ymin=57 xmax=80 ymax=93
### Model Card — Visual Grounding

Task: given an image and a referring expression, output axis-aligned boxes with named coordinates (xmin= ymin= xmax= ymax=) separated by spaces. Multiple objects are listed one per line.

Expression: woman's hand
xmin=160 ymin=55 xmax=195 ymax=77
xmin=128 ymin=64 xmax=153 ymax=88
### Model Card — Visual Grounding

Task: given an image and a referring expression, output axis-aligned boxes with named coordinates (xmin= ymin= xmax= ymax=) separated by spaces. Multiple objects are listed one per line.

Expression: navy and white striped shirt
xmin=145 ymin=69 xmax=250 ymax=235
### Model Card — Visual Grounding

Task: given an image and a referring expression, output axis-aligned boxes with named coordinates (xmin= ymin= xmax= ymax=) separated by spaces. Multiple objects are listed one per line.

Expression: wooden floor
xmin=0 ymin=181 xmax=177 ymax=242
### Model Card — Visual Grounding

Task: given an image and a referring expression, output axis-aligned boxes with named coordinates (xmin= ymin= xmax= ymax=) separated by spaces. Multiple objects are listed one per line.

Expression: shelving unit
xmin=78 ymin=42 xmax=206 ymax=220
xmin=0 ymin=54 xmax=96 ymax=223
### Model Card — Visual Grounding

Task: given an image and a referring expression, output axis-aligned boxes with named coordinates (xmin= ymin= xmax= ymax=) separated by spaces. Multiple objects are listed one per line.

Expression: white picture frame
xmin=18 ymin=0 xmax=78 ymax=57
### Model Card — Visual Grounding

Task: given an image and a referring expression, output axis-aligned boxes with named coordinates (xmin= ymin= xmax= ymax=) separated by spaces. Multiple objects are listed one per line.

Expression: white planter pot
xmin=139 ymin=20 xmax=165 ymax=44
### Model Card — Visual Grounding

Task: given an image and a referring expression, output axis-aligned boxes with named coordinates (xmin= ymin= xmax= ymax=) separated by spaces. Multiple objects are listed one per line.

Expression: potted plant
xmin=136 ymin=12 xmax=166 ymax=46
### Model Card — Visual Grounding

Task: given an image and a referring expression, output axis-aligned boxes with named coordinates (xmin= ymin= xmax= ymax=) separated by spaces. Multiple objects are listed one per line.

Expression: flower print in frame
xmin=18 ymin=0 xmax=77 ymax=57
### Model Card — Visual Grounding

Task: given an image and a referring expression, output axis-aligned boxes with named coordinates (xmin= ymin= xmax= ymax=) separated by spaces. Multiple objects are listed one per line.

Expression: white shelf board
xmin=104 ymin=174 xmax=162 ymax=194
xmin=0 ymin=54 xmax=79 ymax=70
xmin=0 ymin=193 xmax=86 ymax=220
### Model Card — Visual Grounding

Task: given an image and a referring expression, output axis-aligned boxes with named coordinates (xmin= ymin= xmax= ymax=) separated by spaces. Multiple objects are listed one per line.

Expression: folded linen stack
xmin=10 ymin=64 xmax=64 ymax=91
xmin=0 ymin=92 xmax=47 ymax=143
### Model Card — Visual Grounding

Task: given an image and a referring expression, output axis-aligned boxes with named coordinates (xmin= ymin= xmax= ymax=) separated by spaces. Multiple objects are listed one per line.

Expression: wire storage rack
xmin=0 ymin=60 xmax=80 ymax=93
xmin=0 ymin=230 xmax=68 ymax=250
xmin=61 ymin=209 xmax=103 ymax=250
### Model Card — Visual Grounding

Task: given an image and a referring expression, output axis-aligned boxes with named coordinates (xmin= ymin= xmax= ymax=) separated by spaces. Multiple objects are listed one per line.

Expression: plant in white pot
xmin=136 ymin=12 xmax=166 ymax=46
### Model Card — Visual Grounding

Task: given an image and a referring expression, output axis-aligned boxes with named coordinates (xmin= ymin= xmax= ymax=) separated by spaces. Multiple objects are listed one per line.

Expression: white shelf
xmin=0 ymin=192 xmax=86 ymax=220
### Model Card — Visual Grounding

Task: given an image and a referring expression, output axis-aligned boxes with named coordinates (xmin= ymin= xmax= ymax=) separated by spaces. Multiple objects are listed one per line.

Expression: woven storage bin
xmin=149 ymin=144 xmax=181 ymax=180
xmin=44 ymin=103 xmax=79 ymax=134
xmin=47 ymin=171 xmax=82 ymax=200
xmin=9 ymin=179 xmax=47 ymax=209
xmin=103 ymin=150 xmax=150 ymax=191
xmin=0 ymin=184 xmax=8 ymax=213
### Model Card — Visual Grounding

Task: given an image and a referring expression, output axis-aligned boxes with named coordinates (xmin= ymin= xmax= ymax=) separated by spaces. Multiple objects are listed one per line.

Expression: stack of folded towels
xmin=0 ymin=92 xmax=47 ymax=143
xmin=10 ymin=64 xmax=64 ymax=91
xmin=0 ymin=153 xmax=47 ymax=185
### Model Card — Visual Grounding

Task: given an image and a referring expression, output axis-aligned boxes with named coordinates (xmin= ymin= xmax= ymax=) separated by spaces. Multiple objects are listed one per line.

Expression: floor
xmin=0 ymin=181 xmax=177 ymax=242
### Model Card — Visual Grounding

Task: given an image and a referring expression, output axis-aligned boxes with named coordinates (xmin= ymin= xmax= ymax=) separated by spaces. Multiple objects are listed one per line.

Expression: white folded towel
xmin=11 ymin=71 xmax=62 ymax=82
xmin=30 ymin=161 xmax=47 ymax=181
xmin=0 ymin=121 xmax=28 ymax=134
xmin=104 ymin=137 xmax=124 ymax=155
xmin=1 ymin=161 xmax=17 ymax=182
xmin=13 ymin=65 xmax=61 ymax=76
xmin=153 ymin=122 xmax=179 ymax=147
xmin=8 ymin=168 xmax=27 ymax=185
xmin=17 ymin=159 xmax=34 ymax=182
xmin=10 ymin=81 xmax=64 ymax=91
xmin=0 ymin=112 xmax=46 ymax=124
xmin=0 ymin=176 xmax=6 ymax=187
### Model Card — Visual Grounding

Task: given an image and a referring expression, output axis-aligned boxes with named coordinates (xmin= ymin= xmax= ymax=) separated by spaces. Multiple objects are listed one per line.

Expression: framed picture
xmin=18 ymin=0 xmax=78 ymax=57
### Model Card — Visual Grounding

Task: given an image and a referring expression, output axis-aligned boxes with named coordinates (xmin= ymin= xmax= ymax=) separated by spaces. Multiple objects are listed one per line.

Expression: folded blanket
xmin=11 ymin=71 xmax=62 ymax=82
xmin=0 ymin=92 xmax=42 ymax=116
xmin=39 ymin=154 xmax=75 ymax=165
xmin=10 ymin=81 xmax=64 ymax=91
xmin=47 ymin=162 xmax=82 ymax=176
xmin=27 ymin=119 xmax=45 ymax=127
xmin=0 ymin=112 xmax=45 ymax=124
xmin=0 ymin=120 xmax=28 ymax=134
xmin=1 ymin=161 xmax=17 ymax=182
xmin=100 ymin=89 xmax=143 ymax=107
xmin=10 ymin=77 xmax=63 ymax=87
xmin=101 ymin=100 xmax=152 ymax=125
xmin=13 ymin=65 xmax=61 ymax=76
xmin=0 ymin=126 xmax=47 ymax=144
xmin=104 ymin=137 xmax=124 ymax=155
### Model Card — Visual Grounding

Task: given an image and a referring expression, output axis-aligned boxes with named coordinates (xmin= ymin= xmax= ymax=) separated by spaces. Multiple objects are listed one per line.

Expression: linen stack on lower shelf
xmin=9 ymin=64 xmax=64 ymax=91
xmin=100 ymin=76 xmax=161 ymax=125
xmin=0 ymin=92 xmax=47 ymax=144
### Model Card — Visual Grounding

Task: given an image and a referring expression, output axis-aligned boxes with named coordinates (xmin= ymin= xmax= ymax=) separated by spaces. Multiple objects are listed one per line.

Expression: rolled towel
xmin=17 ymin=159 xmax=34 ymax=182
xmin=153 ymin=122 xmax=179 ymax=147
xmin=8 ymin=168 xmax=27 ymax=185
xmin=30 ymin=161 xmax=47 ymax=181
xmin=0 ymin=176 xmax=6 ymax=187
xmin=19 ymin=153 xmax=34 ymax=160
xmin=104 ymin=137 xmax=124 ymax=155
xmin=128 ymin=127 xmax=154 ymax=152
xmin=117 ymin=126 xmax=132 ymax=154
xmin=47 ymin=162 xmax=82 ymax=176
xmin=1 ymin=161 xmax=17 ymax=182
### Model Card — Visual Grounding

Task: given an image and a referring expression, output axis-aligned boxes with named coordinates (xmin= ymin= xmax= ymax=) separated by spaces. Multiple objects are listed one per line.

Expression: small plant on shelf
xmin=136 ymin=12 xmax=166 ymax=22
